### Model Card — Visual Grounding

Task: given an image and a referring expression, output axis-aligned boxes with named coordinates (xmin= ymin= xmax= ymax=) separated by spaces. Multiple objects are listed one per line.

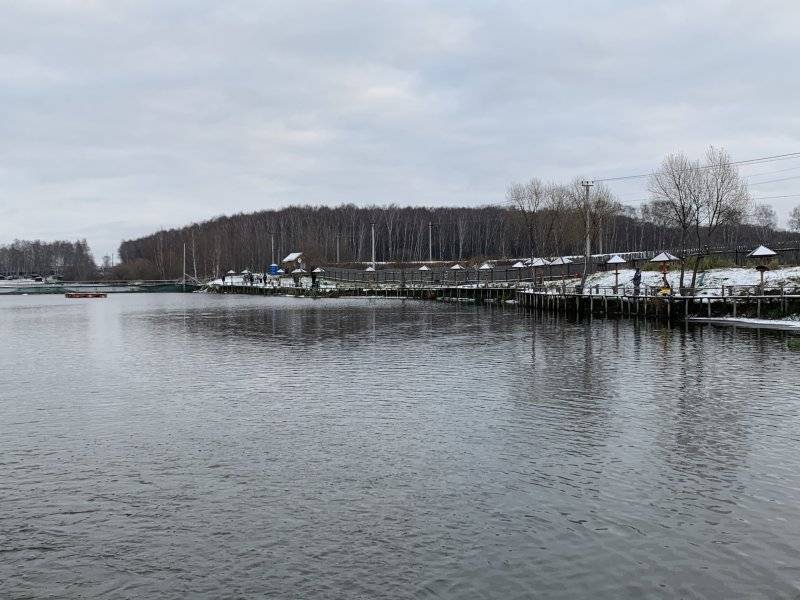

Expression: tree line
xmin=0 ymin=239 xmax=96 ymax=279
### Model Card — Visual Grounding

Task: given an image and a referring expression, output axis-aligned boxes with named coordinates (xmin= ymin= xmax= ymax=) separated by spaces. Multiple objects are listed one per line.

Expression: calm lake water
xmin=2 ymin=293 xmax=800 ymax=599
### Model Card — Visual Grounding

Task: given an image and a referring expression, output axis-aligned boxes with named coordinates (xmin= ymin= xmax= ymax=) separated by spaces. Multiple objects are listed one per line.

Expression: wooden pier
xmin=517 ymin=288 xmax=800 ymax=321
xmin=212 ymin=280 xmax=800 ymax=322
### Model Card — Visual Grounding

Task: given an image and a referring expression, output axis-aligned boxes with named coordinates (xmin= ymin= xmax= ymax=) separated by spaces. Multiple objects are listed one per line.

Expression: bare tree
xmin=648 ymin=153 xmax=700 ymax=290
xmin=789 ymin=205 xmax=800 ymax=232
xmin=750 ymin=203 xmax=778 ymax=239
xmin=507 ymin=177 xmax=548 ymax=276
xmin=689 ymin=146 xmax=751 ymax=289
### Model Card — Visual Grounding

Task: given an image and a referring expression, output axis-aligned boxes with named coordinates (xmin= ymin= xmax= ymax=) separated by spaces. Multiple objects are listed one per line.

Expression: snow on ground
xmin=540 ymin=266 xmax=800 ymax=296
xmin=689 ymin=316 xmax=800 ymax=330
xmin=0 ymin=279 xmax=39 ymax=287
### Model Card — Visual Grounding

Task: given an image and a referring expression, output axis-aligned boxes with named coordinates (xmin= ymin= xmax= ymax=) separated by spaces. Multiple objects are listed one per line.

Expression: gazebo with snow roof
xmin=418 ymin=264 xmax=432 ymax=284
xmin=529 ymin=258 xmax=550 ymax=285
xmin=450 ymin=263 xmax=465 ymax=284
xmin=749 ymin=245 xmax=777 ymax=289
xmin=607 ymin=255 xmax=627 ymax=293
xmin=650 ymin=252 xmax=679 ymax=292
xmin=511 ymin=261 xmax=525 ymax=282
xmin=282 ymin=252 xmax=304 ymax=271
xmin=748 ymin=245 xmax=777 ymax=259
xmin=548 ymin=256 xmax=573 ymax=284
xmin=479 ymin=262 xmax=493 ymax=284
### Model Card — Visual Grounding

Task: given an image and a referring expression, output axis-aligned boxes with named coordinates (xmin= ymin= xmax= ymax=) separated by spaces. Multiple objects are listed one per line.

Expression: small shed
xmin=282 ymin=252 xmax=305 ymax=271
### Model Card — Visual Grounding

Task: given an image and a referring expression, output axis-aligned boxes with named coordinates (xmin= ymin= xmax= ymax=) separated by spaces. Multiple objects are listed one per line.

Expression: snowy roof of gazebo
xmin=226 ymin=269 xmax=236 ymax=274
xmin=291 ymin=268 xmax=306 ymax=274
xmin=650 ymin=251 xmax=679 ymax=262
xmin=749 ymin=245 xmax=777 ymax=257
xmin=312 ymin=267 xmax=324 ymax=273
xmin=365 ymin=266 xmax=375 ymax=272
xmin=607 ymin=255 xmax=627 ymax=264
xmin=240 ymin=269 xmax=251 ymax=274
xmin=450 ymin=263 xmax=465 ymax=270
xmin=512 ymin=261 xmax=525 ymax=268
xmin=479 ymin=262 xmax=493 ymax=270
xmin=418 ymin=265 xmax=430 ymax=271
xmin=282 ymin=252 xmax=303 ymax=263
xmin=549 ymin=257 xmax=572 ymax=265
xmin=276 ymin=268 xmax=285 ymax=274
xmin=530 ymin=258 xmax=550 ymax=267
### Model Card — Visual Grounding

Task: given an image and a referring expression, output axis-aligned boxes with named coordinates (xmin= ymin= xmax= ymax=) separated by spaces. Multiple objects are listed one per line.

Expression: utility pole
xmin=336 ymin=233 xmax=340 ymax=263
xmin=598 ymin=216 xmax=603 ymax=256
xmin=371 ymin=222 xmax=376 ymax=270
xmin=580 ymin=180 xmax=593 ymax=289
xmin=182 ymin=242 xmax=186 ymax=291
xmin=530 ymin=225 xmax=535 ymax=287
xmin=428 ymin=221 xmax=433 ymax=263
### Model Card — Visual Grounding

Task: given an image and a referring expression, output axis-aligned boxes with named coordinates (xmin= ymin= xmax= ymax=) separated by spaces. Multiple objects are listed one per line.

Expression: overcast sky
xmin=3 ymin=1 xmax=800 ymax=258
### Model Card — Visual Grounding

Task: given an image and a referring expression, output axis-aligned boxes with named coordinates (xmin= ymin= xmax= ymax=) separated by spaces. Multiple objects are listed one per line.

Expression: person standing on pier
xmin=633 ymin=268 xmax=641 ymax=296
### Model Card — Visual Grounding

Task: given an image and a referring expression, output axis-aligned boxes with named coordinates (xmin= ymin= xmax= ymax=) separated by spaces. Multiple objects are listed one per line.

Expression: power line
xmin=616 ymin=193 xmax=800 ymax=205
xmin=748 ymin=174 xmax=800 ymax=186
xmin=744 ymin=163 xmax=800 ymax=180
xmin=750 ymin=194 xmax=800 ymax=200
xmin=594 ymin=151 xmax=800 ymax=183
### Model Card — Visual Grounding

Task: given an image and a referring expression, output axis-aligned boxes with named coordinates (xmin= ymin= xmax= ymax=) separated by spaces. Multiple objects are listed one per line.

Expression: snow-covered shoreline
xmin=689 ymin=316 xmax=800 ymax=330
xmin=540 ymin=266 xmax=800 ymax=296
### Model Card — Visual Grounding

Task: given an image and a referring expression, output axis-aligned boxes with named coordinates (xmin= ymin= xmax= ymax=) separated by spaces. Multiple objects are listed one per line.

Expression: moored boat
xmin=65 ymin=292 xmax=107 ymax=299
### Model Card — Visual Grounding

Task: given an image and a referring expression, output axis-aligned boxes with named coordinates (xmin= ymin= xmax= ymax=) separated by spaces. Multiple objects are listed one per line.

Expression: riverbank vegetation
xmin=0 ymin=239 xmax=96 ymax=279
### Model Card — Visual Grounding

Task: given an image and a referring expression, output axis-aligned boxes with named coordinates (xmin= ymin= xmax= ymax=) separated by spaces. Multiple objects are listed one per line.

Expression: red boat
xmin=65 ymin=292 xmax=107 ymax=299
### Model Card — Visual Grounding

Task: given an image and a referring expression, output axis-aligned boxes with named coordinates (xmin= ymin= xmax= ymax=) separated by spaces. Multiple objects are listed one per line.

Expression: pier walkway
xmin=210 ymin=279 xmax=800 ymax=322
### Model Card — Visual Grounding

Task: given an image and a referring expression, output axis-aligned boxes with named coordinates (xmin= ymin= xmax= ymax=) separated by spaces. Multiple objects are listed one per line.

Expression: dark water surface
xmin=2 ymin=294 xmax=800 ymax=599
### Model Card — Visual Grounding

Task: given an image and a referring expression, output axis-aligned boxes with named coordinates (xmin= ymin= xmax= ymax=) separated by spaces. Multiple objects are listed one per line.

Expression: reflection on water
xmin=2 ymin=294 xmax=800 ymax=599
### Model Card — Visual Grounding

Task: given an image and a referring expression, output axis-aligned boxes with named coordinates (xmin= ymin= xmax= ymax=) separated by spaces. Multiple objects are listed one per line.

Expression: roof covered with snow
xmin=282 ymin=252 xmax=303 ymax=263
xmin=650 ymin=251 xmax=679 ymax=262
xmin=607 ymin=255 xmax=627 ymax=264
xmin=418 ymin=265 xmax=430 ymax=271
xmin=748 ymin=245 xmax=777 ymax=257
xmin=450 ymin=263 xmax=465 ymax=270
